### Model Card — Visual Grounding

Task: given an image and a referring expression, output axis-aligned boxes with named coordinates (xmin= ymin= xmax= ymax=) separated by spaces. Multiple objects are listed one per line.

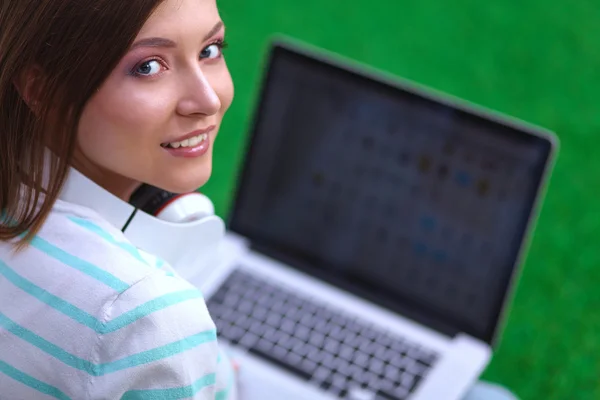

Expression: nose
xmin=176 ymin=69 xmax=221 ymax=117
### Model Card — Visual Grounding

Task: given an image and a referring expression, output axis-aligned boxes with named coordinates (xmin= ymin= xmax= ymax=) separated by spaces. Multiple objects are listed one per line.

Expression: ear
xmin=13 ymin=66 xmax=44 ymax=111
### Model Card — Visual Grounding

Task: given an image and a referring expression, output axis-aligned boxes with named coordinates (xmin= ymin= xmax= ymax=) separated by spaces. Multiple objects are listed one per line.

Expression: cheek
xmin=78 ymin=84 xmax=172 ymax=148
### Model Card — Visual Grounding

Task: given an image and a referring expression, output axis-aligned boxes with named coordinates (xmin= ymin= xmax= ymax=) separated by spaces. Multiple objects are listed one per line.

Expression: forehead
xmin=136 ymin=0 xmax=221 ymax=38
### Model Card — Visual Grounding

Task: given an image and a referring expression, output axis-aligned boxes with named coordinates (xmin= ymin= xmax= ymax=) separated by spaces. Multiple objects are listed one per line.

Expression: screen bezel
xmin=227 ymin=37 xmax=558 ymax=346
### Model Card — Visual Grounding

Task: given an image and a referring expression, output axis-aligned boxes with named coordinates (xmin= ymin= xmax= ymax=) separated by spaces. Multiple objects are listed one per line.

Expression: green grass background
xmin=202 ymin=1 xmax=600 ymax=398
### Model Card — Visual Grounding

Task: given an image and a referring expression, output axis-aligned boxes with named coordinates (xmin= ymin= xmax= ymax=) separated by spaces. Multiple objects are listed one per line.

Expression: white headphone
xmin=58 ymin=167 xmax=225 ymax=280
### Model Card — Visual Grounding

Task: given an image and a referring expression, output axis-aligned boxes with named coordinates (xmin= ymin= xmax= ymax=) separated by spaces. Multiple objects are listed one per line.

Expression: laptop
xmin=190 ymin=37 xmax=558 ymax=400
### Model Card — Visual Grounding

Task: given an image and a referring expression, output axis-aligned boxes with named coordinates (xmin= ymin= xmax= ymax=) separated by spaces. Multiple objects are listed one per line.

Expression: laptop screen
xmin=229 ymin=42 xmax=554 ymax=344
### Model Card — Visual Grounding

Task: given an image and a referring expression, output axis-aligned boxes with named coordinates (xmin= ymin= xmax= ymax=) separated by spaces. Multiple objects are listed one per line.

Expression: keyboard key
xmin=254 ymin=338 xmax=274 ymax=354
xmin=376 ymin=333 xmax=393 ymax=349
xmin=238 ymin=332 xmax=259 ymax=348
xmin=280 ymin=318 xmax=296 ymax=334
xmin=314 ymin=318 xmax=330 ymax=334
xmin=320 ymin=352 xmax=336 ymax=370
xmin=223 ymin=293 xmax=240 ymax=308
xmin=324 ymin=338 xmax=340 ymax=354
xmin=393 ymin=385 xmax=410 ymax=399
xmin=237 ymin=300 xmax=254 ymax=314
xmin=331 ymin=373 xmax=349 ymax=391
xmin=339 ymin=345 xmax=355 ymax=362
xmin=358 ymin=339 xmax=376 ymax=354
xmin=300 ymin=313 xmax=315 ymax=326
xmin=248 ymin=320 xmax=267 ymax=337
xmin=384 ymin=364 xmax=399 ymax=381
xmin=301 ymin=357 xmax=318 ymax=373
xmin=368 ymin=358 xmax=385 ymax=375
xmin=353 ymin=352 xmax=370 ymax=369
xmin=309 ymin=332 xmax=326 ymax=348
xmin=224 ymin=325 xmax=246 ymax=343
xmin=262 ymin=326 xmax=279 ymax=343
xmin=252 ymin=306 xmax=268 ymax=321
xmin=276 ymin=332 xmax=293 ymax=349
xmin=377 ymin=378 xmax=395 ymax=393
xmin=266 ymin=313 xmax=283 ymax=327
xmin=291 ymin=340 xmax=311 ymax=358
xmin=295 ymin=325 xmax=311 ymax=341
xmin=272 ymin=344 xmax=289 ymax=360
xmin=284 ymin=350 xmax=304 ymax=367
xmin=342 ymin=331 xmax=360 ymax=347
xmin=374 ymin=345 xmax=392 ymax=361
xmin=313 ymin=366 xmax=332 ymax=382
xmin=399 ymin=372 xmax=415 ymax=390
xmin=333 ymin=357 xmax=352 ymax=377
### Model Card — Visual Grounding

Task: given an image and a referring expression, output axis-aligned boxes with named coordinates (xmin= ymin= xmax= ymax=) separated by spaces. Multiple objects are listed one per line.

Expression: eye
xmin=133 ymin=60 xmax=164 ymax=76
xmin=200 ymin=41 xmax=226 ymax=60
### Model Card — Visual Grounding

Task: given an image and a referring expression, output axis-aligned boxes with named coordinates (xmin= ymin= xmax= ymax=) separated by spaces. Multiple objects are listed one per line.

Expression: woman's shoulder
xmin=0 ymin=200 xmax=219 ymax=398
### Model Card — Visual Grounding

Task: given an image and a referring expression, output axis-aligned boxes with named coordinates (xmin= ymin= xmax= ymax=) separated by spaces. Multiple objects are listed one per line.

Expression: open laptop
xmin=191 ymin=37 xmax=558 ymax=400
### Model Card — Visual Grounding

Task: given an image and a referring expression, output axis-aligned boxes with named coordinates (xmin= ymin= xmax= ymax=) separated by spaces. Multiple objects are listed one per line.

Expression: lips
xmin=161 ymin=132 xmax=209 ymax=149
xmin=161 ymin=126 xmax=215 ymax=148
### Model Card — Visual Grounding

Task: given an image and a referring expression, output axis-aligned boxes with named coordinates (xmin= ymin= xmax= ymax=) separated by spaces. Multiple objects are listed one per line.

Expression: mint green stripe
xmin=0 ymin=312 xmax=217 ymax=376
xmin=0 ymin=261 xmax=100 ymax=330
xmin=103 ymin=289 xmax=202 ymax=333
xmin=121 ymin=373 xmax=216 ymax=400
xmin=154 ymin=258 xmax=175 ymax=277
xmin=67 ymin=217 xmax=148 ymax=266
xmin=0 ymin=312 xmax=95 ymax=372
xmin=29 ymin=236 xmax=129 ymax=292
xmin=0 ymin=261 xmax=202 ymax=334
xmin=101 ymin=329 xmax=217 ymax=374
xmin=0 ymin=361 xmax=72 ymax=400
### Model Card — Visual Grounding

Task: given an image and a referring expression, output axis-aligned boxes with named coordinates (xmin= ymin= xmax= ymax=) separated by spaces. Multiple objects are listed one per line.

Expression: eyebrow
xmin=130 ymin=21 xmax=225 ymax=50
xmin=203 ymin=21 xmax=224 ymax=41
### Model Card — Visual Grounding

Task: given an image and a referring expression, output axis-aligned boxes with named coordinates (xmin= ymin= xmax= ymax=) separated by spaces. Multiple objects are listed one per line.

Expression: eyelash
xmin=130 ymin=38 xmax=229 ymax=78
xmin=210 ymin=38 xmax=228 ymax=53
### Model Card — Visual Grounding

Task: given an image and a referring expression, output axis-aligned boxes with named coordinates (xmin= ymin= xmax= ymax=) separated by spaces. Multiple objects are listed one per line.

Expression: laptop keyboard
xmin=206 ymin=269 xmax=439 ymax=399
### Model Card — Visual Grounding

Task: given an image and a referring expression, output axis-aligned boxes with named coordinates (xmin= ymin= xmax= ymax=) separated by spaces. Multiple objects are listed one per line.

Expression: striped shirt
xmin=0 ymin=196 xmax=237 ymax=399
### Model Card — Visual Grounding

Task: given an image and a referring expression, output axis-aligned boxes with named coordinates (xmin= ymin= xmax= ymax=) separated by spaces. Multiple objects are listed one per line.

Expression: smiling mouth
xmin=161 ymin=133 xmax=209 ymax=149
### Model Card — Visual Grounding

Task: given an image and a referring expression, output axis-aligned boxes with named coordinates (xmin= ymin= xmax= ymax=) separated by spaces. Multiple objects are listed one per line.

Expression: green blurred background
xmin=202 ymin=1 xmax=600 ymax=398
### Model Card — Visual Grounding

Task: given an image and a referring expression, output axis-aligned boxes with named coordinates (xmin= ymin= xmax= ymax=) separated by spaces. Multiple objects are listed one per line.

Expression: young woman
xmin=0 ymin=0 xmax=236 ymax=398
xmin=0 ymin=0 xmax=518 ymax=398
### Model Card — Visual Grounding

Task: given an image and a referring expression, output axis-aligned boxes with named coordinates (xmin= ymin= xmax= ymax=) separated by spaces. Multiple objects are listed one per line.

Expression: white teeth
xmin=166 ymin=133 xmax=208 ymax=149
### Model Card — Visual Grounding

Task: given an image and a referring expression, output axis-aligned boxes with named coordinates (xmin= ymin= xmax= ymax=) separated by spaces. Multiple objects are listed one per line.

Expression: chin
xmin=155 ymin=167 xmax=213 ymax=194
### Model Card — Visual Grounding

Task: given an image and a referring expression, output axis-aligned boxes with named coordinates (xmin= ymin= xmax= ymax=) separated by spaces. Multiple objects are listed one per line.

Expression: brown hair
xmin=0 ymin=0 xmax=164 ymax=248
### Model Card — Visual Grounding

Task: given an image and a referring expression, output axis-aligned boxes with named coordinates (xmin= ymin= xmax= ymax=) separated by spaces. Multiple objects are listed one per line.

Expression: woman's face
xmin=74 ymin=0 xmax=233 ymax=199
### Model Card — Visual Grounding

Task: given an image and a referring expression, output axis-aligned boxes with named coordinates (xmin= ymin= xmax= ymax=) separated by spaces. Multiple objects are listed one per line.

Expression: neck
xmin=70 ymin=150 xmax=140 ymax=201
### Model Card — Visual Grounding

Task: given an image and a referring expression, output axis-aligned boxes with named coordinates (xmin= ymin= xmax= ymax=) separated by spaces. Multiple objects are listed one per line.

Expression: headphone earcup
xmin=129 ymin=184 xmax=215 ymax=223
